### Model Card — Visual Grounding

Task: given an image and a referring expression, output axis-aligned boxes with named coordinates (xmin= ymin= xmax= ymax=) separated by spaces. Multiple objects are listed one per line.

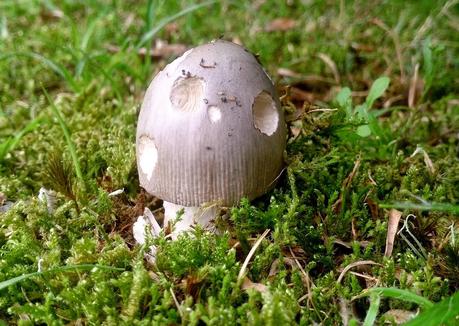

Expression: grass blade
xmin=0 ymin=52 xmax=78 ymax=91
xmin=42 ymin=87 xmax=84 ymax=186
xmin=363 ymin=292 xmax=380 ymax=326
xmin=145 ymin=0 xmax=155 ymax=32
xmin=0 ymin=117 xmax=43 ymax=162
xmin=137 ymin=0 xmax=218 ymax=48
xmin=361 ymin=287 xmax=433 ymax=309
xmin=0 ymin=264 xmax=124 ymax=291
xmin=379 ymin=201 xmax=459 ymax=215
xmin=405 ymin=291 xmax=459 ymax=326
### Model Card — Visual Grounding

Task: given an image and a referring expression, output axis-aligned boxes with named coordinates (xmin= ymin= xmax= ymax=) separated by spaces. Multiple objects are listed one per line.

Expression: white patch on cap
xmin=207 ymin=105 xmax=222 ymax=123
xmin=138 ymin=135 xmax=158 ymax=181
xmin=170 ymin=77 xmax=205 ymax=112
xmin=252 ymin=91 xmax=279 ymax=136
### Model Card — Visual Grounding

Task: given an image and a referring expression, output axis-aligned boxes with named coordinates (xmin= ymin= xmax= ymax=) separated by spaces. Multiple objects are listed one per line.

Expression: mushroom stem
xmin=163 ymin=201 xmax=218 ymax=239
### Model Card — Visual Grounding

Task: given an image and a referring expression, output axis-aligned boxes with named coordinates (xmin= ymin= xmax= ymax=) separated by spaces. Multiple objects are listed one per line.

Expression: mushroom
xmin=135 ymin=40 xmax=286 ymax=239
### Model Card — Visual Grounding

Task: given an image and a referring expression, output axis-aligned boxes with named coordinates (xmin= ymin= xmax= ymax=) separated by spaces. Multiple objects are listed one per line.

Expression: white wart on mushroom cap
xmin=136 ymin=40 xmax=286 ymax=207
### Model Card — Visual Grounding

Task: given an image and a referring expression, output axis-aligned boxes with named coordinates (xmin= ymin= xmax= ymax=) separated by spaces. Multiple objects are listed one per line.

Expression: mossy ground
xmin=0 ymin=0 xmax=458 ymax=324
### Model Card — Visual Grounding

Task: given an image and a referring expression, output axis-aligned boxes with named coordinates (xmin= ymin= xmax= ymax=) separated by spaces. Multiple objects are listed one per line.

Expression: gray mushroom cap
xmin=136 ymin=40 xmax=286 ymax=207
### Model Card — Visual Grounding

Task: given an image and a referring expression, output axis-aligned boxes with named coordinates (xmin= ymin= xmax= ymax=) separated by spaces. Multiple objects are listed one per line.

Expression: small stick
xmin=169 ymin=288 xmax=183 ymax=318
xmin=337 ymin=260 xmax=382 ymax=284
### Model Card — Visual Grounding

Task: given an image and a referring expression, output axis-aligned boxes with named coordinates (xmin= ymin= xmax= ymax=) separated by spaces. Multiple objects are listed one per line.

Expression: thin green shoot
xmin=0 ymin=117 xmax=43 ymax=162
xmin=363 ymin=292 xmax=380 ymax=326
xmin=0 ymin=264 xmax=125 ymax=291
xmin=379 ymin=201 xmax=459 ymax=215
xmin=365 ymin=76 xmax=390 ymax=109
xmin=357 ymin=287 xmax=433 ymax=310
xmin=137 ymin=0 xmax=218 ymax=48
xmin=0 ymin=52 xmax=78 ymax=91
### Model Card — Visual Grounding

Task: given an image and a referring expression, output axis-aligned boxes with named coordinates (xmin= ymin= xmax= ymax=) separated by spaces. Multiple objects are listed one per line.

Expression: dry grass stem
xmin=384 ymin=209 xmax=402 ymax=257
xmin=237 ymin=229 xmax=270 ymax=281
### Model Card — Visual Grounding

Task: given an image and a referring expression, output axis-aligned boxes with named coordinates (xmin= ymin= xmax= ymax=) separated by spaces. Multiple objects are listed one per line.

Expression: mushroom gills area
xmin=170 ymin=77 xmax=205 ymax=112
xmin=252 ymin=91 xmax=279 ymax=136
xmin=163 ymin=201 xmax=218 ymax=240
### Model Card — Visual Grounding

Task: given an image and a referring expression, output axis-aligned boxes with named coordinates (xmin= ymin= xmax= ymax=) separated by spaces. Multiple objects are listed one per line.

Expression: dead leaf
xmin=351 ymin=42 xmax=375 ymax=52
xmin=231 ymin=36 xmax=243 ymax=45
xmin=242 ymin=277 xmax=268 ymax=293
xmin=106 ymin=41 xmax=187 ymax=59
xmin=268 ymin=258 xmax=281 ymax=278
xmin=368 ymin=171 xmax=377 ymax=186
xmin=181 ymin=273 xmax=205 ymax=299
xmin=40 ymin=7 xmax=64 ymax=21
xmin=265 ymin=18 xmax=297 ymax=32
xmin=277 ymin=70 xmax=335 ymax=85
xmin=338 ymin=297 xmax=351 ymax=326
xmin=384 ymin=209 xmax=402 ymax=257
xmin=290 ymin=125 xmax=302 ymax=139
xmin=394 ymin=268 xmax=414 ymax=284
xmin=342 ymin=157 xmax=361 ymax=188
xmin=289 ymin=87 xmax=315 ymax=102
xmin=277 ymin=67 xmax=303 ymax=78
xmin=349 ymin=271 xmax=379 ymax=288
xmin=352 ymin=217 xmax=357 ymax=240
xmin=410 ymin=146 xmax=435 ymax=175
xmin=317 ymin=52 xmax=340 ymax=83
xmin=365 ymin=198 xmax=379 ymax=220
xmin=423 ymin=150 xmax=435 ymax=175
xmin=148 ymin=271 xmax=160 ymax=282
xmin=384 ymin=94 xmax=405 ymax=108
xmin=123 ymin=13 xmax=135 ymax=29
xmin=252 ymin=0 xmax=267 ymax=10
xmin=332 ymin=197 xmax=342 ymax=214
xmin=408 ymin=63 xmax=420 ymax=108
xmin=382 ymin=309 xmax=416 ymax=324
xmin=165 ymin=22 xmax=179 ymax=35
xmin=285 ymin=107 xmax=304 ymax=122
xmin=334 ymin=239 xmax=372 ymax=249
xmin=153 ymin=40 xmax=188 ymax=57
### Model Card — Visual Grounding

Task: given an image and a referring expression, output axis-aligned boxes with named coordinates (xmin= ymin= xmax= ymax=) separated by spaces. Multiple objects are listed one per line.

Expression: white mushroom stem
xmin=163 ymin=201 xmax=218 ymax=240
xmin=133 ymin=203 xmax=219 ymax=249
xmin=133 ymin=207 xmax=162 ymax=260
xmin=133 ymin=207 xmax=162 ymax=245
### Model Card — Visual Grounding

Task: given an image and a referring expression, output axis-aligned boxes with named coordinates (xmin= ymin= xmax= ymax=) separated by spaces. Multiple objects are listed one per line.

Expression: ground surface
xmin=0 ymin=0 xmax=458 ymax=325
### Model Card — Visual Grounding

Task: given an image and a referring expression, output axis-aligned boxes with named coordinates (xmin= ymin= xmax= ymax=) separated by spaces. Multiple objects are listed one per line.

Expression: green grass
xmin=0 ymin=0 xmax=458 ymax=324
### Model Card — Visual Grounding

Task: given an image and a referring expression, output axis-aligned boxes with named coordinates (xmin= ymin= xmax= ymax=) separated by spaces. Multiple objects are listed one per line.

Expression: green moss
xmin=0 ymin=0 xmax=458 ymax=324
